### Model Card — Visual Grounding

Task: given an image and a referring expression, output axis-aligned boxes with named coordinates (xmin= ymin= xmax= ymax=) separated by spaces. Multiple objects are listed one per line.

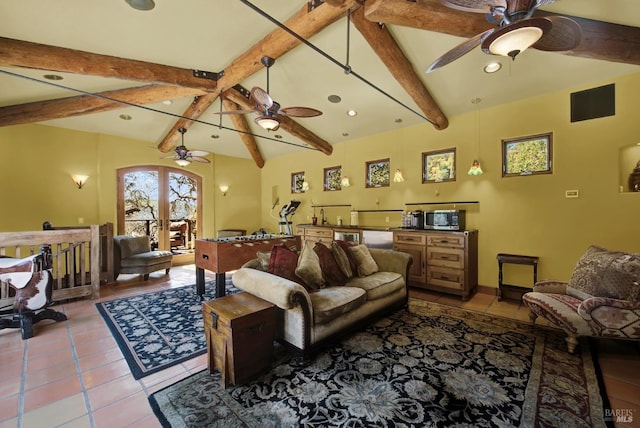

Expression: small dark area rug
xmin=96 ymin=280 xmax=239 ymax=379
xmin=149 ymin=299 xmax=608 ymax=427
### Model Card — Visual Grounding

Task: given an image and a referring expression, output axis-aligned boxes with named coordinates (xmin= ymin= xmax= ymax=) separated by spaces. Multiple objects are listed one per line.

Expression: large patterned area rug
xmin=96 ymin=280 xmax=238 ymax=379
xmin=149 ymin=298 xmax=608 ymax=428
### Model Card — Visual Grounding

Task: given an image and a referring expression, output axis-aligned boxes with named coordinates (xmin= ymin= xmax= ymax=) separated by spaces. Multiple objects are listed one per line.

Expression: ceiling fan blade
xmin=280 ymin=106 xmax=323 ymax=118
xmin=533 ymin=16 xmax=582 ymax=52
xmin=214 ymin=109 xmax=256 ymax=115
xmin=250 ymin=86 xmax=273 ymax=110
xmin=190 ymin=156 xmax=211 ymax=164
xmin=426 ymin=29 xmax=494 ymax=73
xmin=440 ymin=0 xmax=506 ymax=14
xmin=187 ymin=150 xmax=209 ymax=157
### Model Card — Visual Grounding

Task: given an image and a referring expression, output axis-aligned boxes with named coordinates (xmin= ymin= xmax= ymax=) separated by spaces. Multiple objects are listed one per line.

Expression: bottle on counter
xmin=350 ymin=210 xmax=359 ymax=226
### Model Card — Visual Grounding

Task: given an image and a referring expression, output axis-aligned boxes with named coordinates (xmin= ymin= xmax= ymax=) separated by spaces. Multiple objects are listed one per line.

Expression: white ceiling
xmin=1 ymin=0 xmax=638 ymax=161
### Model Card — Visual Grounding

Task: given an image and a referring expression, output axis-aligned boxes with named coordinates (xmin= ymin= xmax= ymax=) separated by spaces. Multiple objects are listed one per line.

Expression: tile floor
xmin=1 ymin=266 xmax=638 ymax=428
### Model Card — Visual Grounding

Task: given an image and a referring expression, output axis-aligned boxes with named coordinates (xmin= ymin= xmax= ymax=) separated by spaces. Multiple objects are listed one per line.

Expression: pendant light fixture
xmin=468 ymin=98 xmax=484 ymax=176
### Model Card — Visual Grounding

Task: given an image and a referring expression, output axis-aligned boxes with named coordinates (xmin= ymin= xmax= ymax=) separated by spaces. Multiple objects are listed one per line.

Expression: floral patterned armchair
xmin=523 ymin=245 xmax=640 ymax=353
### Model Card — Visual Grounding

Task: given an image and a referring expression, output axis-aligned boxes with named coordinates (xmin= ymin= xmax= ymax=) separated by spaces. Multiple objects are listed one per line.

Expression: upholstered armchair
xmin=523 ymin=245 xmax=640 ymax=353
xmin=113 ymin=235 xmax=173 ymax=281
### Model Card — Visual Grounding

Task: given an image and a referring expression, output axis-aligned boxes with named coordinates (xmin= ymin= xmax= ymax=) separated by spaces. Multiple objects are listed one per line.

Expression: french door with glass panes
xmin=117 ymin=166 xmax=202 ymax=264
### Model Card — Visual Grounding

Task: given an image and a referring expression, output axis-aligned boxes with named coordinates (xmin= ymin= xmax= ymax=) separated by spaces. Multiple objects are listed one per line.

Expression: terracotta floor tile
xmin=77 ymin=347 xmax=125 ymax=372
xmin=21 ymin=393 xmax=87 ymax=428
xmin=82 ymin=359 xmax=132 ymax=389
xmin=23 ymin=376 xmax=82 ymax=412
xmin=0 ymin=417 xmax=18 ymax=428
xmin=24 ymin=360 xmax=78 ymax=390
xmin=91 ymin=391 xmax=153 ymax=428
xmin=73 ymin=336 xmax=118 ymax=358
xmin=87 ymin=375 xmax=142 ymax=411
xmin=0 ymin=393 xmax=19 ymax=421
xmin=0 ymin=375 xmax=21 ymax=399
xmin=26 ymin=347 xmax=74 ymax=371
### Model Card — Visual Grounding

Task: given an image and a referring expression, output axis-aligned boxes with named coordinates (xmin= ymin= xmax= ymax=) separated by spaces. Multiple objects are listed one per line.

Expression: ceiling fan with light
xmin=217 ymin=56 xmax=322 ymax=131
xmin=162 ymin=127 xmax=210 ymax=166
xmin=426 ymin=0 xmax=582 ymax=72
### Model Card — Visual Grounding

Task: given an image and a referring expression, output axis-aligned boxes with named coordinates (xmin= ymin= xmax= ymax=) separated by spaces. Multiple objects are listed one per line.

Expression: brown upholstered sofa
xmin=232 ymin=244 xmax=412 ymax=364
xmin=523 ymin=245 xmax=640 ymax=353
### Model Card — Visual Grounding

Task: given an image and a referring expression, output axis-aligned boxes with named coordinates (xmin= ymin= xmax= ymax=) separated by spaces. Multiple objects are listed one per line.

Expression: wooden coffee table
xmin=202 ymin=292 xmax=277 ymax=388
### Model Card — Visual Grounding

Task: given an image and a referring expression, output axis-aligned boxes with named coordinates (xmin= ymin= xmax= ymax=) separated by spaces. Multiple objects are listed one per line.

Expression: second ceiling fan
xmin=217 ymin=56 xmax=322 ymax=131
xmin=426 ymin=0 xmax=582 ymax=72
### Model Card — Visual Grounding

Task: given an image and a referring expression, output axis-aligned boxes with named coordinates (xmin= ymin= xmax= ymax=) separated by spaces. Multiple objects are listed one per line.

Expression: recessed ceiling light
xmin=210 ymin=134 xmax=219 ymax=139
xmin=484 ymin=62 xmax=502 ymax=73
xmin=119 ymin=114 xmax=133 ymax=121
xmin=162 ymin=100 xmax=172 ymax=105
xmin=43 ymin=74 xmax=63 ymax=81
xmin=395 ymin=118 xmax=403 ymax=123
xmin=342 ymin=132 xmax=349 ymax=137
xmin=347 ymin=110 xmax=357 ymax=117
xmin=328 ymin=95 xmax=342 ymax=103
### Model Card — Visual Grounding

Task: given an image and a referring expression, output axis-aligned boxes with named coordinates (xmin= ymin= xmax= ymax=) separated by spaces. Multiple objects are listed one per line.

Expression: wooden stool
xmin=202 ymin=292 xmax=276 ymax=388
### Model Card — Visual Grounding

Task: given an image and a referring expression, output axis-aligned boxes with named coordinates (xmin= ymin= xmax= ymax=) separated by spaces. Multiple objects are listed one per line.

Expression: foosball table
xmin=195 ymin=234 xmax=301 ymax=299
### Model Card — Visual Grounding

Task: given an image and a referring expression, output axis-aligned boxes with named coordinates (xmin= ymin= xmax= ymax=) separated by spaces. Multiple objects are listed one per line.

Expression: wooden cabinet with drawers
xmin=299 ymin=226 xmax=334 ymax=246
xmin=393 ymin=230 xmax=478 ymax=300
xmin=393 ymin=231 xmax=427 ymax=284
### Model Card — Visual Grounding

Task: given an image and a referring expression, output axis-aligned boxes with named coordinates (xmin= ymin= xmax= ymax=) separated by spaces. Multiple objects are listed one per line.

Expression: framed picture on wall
xmin=324 ymin=166 xmax=342 ymax=191
xmin=502 ymin=132 xmax=553 ymax=177
xmin=365 ymin=158 xmax=390 ymax=188
xmin=422 ymin=148 xmax=456 ymax=183
xmin=291 ymin=171 xmax=306 ymax=193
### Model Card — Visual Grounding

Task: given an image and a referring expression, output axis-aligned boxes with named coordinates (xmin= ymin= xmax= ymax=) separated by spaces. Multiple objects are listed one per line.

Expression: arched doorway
xmin=117 ymin=166 xmax=203 ymax=265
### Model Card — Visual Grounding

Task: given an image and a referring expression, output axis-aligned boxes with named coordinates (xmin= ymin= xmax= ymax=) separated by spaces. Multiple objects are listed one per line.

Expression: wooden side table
xmin=496 ymin=253 xmax=539 ymax=301
xmin=202 ymin=292 xmax=277 ymax=388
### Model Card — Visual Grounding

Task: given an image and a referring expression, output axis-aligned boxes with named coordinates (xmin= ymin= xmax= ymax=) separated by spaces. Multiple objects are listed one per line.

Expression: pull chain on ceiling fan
xmin=426 ymin=0 xmax=582 ymax=72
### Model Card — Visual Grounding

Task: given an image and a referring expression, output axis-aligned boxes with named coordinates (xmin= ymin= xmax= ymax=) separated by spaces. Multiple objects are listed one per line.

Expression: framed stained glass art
xmin=422 ymin=148 xmax=456 ymax=183
xmin=324 ymin=166 xmax=342 ymax=191
xmin=502 ymin=132 xmax=553 ymax=177
xmin=365 ymin=158 xmax=390 ymax=188
xmin=291 ymin=171 xmax=306 ymax=193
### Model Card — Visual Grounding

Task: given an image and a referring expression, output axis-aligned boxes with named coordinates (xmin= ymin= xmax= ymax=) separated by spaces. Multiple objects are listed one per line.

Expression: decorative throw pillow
xmin=314 ymin=242 xmax=349 ymax=286
xmin=567 ymin=245 xmax=640 ymax=301
xmin=295 ymin=241 xmax=325 ymax=290
xmin=348 ymin=244 xmax=379 ymax=277
xmin=330 ymin=241 xmax=353 ymax=279
xmin=335 ymin=240 xmax=359 ymax=276
xmin=267 ymin=244 xmax=301 ymax=284
xmin=256 ymin=251 xmax=271 ymax=271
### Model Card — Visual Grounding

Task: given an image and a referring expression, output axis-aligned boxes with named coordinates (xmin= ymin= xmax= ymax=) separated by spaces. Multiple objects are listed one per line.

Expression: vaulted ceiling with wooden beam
xmin=0 ymin=0 xmax=638 ymax=168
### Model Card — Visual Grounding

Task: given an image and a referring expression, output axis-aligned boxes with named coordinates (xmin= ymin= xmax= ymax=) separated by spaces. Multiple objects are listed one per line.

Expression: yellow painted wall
xmin=260 ymin=72 xmax=640 ymax=288
xmin=0 ymin=124 xmax=262 ymax=238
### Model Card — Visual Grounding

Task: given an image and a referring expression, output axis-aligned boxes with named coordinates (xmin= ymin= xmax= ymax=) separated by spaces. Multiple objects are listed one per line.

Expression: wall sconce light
xmin=219 ymin=185 xmax=229 ymax=196
xmin=393 ymin=169 xmax=405 ymax=183
xmin=71 ymin=174 xmax=89 ymax=189
xmin=340 ymin=176 xmax=351 ymax=188
xmin=302 ymin=180 xmax=310 ymax=192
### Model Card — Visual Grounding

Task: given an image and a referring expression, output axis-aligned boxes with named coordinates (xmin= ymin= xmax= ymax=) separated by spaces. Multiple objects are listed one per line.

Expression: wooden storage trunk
xmin=202 ymin=292 xmax=276 ymax=387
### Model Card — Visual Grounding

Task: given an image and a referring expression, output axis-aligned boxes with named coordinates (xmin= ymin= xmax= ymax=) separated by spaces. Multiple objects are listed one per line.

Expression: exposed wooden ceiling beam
xmin=350 ymin=7 xmax=448 ymax=130
xmin=224 ymin=87 xmax=333 ymax=156
xmin=0 ymin=37 xmax=218 ymax=92
xmin=221 ymin=97 xmax=265 ymax=168
xmin=157 ymin=93 xmax=219 ymax=152
xmin=364 ymin=0 xmax=640 ymax=66
xmin=0 ymin=84 xmax=200 ymax=127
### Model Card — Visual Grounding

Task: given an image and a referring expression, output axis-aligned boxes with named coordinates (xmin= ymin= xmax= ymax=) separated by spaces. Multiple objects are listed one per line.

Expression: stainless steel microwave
xmin=424 ymin=210 xmax=465 ymax=231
